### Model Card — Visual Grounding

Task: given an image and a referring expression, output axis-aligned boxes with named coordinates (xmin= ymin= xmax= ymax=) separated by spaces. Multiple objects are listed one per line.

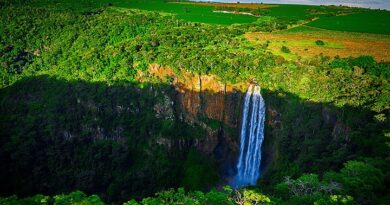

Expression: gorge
xmin=0 ymin=1 xmax=388 ymax=204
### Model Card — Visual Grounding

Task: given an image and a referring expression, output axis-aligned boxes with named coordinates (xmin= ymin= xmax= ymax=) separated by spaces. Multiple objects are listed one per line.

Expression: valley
xmin=0 ymin=0 xmax=389 ymax=205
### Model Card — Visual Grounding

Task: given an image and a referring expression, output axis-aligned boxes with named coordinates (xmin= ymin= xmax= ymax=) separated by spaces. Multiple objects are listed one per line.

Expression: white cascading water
xmin=232 ymin=85 xmax=266 ymax=188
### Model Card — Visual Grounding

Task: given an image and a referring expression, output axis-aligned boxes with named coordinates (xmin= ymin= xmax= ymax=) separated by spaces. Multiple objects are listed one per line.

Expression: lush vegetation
xmin=0 ymin=0 xmax=389 ymax=204
xmin=0 ymin=76 xmax=217 ymax=202
xmin=0 ymin=191 xmax=104 ymax=205
xmin=1 ymin=160 xmax=385 ymax=204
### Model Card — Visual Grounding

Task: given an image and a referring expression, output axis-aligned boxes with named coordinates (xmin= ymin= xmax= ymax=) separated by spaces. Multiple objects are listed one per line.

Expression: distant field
xmin=307 ymin=10 xmax=390 ymax=35
xmin=267 ymin=4 xmax=324 ymax=20
xmin=246 ymin=26 xmax=390 ymax=61
xmin=172 ymin=2 xmax=274 ymax=9
xmin=122 ymin=1 xmax=390 ymax=34
xmin=46 ymin=0 xmax=390 ymax=33
xmin=48 ymin=0 xmax=257 ymax=24
xmin=121 ymin=0 xmax=258 ymax=25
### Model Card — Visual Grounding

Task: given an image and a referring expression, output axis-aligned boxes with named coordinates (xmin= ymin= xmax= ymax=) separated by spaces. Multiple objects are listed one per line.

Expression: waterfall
xmin=233 ymin=85 xmax=266 ymax=188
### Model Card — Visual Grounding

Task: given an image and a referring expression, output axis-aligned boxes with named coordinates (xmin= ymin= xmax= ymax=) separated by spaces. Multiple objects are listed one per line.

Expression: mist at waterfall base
xmin=231 ymin=85 xmax=266 ymax=188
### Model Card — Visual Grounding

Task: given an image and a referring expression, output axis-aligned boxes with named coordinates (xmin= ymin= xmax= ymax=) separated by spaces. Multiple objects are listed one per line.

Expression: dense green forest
xmin=0 ymin=0 xmax=389 ymax=204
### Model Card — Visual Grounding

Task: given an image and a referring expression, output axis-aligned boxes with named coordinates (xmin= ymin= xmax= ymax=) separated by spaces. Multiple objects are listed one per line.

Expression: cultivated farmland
xmin=245 ymin=26 xmax=390 ymax=61
xmin=307 ymin=10 xmax=390 ymax=35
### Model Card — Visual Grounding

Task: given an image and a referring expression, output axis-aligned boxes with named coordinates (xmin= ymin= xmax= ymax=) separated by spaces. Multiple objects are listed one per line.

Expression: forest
xmin=0 ymin=0 xmax=389 ymax=204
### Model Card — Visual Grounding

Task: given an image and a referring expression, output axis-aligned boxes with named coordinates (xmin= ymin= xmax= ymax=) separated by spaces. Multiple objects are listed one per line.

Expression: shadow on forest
xmin=0 ymin=75 xmax=388 ymax=203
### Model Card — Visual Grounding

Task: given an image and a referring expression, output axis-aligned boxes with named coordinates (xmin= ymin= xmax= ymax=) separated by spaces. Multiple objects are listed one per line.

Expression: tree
xmin=338 ymin=161 xmax=384 ymax=203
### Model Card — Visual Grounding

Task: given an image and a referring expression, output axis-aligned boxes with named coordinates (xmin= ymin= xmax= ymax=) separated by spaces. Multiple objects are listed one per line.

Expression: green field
xmin=266 ymin=4 xmax=333 ymax=20
xmin=25 ymin=0 xmax=257 ymax=25
xmin=307 ymin=10 xmax=390 ymax=35
xmin=122 ymin=1 xmax=390 ymax=34
xmin=30 ymin=0 xmax=390 ymax=33
xmin=126 ymin=0 xmax=258 ymax=24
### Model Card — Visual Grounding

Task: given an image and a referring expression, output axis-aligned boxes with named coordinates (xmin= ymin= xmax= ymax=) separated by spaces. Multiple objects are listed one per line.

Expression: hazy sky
xmin=192 ymin=0 xmax=390 ymax=10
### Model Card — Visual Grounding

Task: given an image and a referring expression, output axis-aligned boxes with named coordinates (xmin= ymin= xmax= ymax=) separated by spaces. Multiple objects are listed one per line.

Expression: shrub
xmin=0 ymin=192 xmax=103 ymax=205
xmin=348 ymin=55 xmax=375 ymax=70
xmin=281 ymin=46 xmax=291 ymax=53
xmin=339 ymin=161 xmax=384 ymax=202
xmin=180 ymin=149 xmax=219 ymax=190
xmin=316 ymin=40 xmax=325 ymax=46
xmin=329 ymin=58 xmax=350 ymax=70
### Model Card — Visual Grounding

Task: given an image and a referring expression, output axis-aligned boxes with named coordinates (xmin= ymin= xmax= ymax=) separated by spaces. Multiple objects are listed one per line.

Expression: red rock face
xmin=145 ymin=64 xmax=246 ymax=178
xmin=146 ymin=64 xmax=246 ymax=129
xmin=177 ymin=88 xmax=202 ymax=122
xmin=175 ymin=79 xmax=245 ymax=181
xmin=175 ymin=79 xmax=243 ymax=156
xmin=174 ymin=74 xmax=242 ymax=127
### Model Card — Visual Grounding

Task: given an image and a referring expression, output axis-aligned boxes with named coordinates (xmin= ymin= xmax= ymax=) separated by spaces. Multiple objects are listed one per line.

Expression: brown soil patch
xmin=245 ymin=29 xmax=390 ymax=62
xmin=171 ymin=2 xmax=274 ymax=9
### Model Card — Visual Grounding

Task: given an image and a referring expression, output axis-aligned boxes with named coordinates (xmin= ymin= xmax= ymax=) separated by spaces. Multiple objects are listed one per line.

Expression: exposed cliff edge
xmin=145 ymin=64 xmax=245 ymax=179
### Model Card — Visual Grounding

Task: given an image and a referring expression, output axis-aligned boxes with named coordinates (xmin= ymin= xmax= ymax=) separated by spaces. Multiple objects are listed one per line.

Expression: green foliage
xmin=314 ymin=195 xmax=357 ymax=205
xmin=53 ymin=191 xmax=104 ymax=205
xmin=180 ymin=150 xmax=219 ymax=190
xmin=273 ymin=161 xmax=385 ymax=205
xmin=205 ymin=190 xmax=233 ymax=205
xmin=0 ymin=1 xmax=389 ymax=204
xmin=280 ymin=46 xmax=291 ymax=53
xmin=276 ymin=173 xmax=342 ymax=204
xmin=0 ymin=195 xmax=47 ymax=205
xmin=0 ymin=191 xmax=103 ymax=205
xmin=240 ymin=189 xmax=272 ymax=204
xmin=329 ymin=56 xmax=390 ymax=79
xmin=326 ymin=161 xmax=385 ymax=203
xmin=124 ymin=187 xmax=232 ymax=205
xmin=329 ymin=58 xmax=351 ymax=70
xmin=0 ymin=76 xmax=208 ymax=203
xmin=349 ymin=56 xmax=376 ymax=70
xmin=315 ymin=40 xmax=325 ymax=46
xmin=125 ymin=186 xmax=274 ymax=205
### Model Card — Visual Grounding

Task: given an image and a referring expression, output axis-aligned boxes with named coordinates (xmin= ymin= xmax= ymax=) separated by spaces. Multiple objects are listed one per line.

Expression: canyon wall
xmin=0 ymin=66 xmax=359 ymax=195
xmin=148 ymin=64 xmax=357 ymax=184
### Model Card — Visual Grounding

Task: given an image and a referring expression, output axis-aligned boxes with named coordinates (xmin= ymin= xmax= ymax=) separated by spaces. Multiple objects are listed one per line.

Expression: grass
xmin=259 ymin=4 xmax=390 ymax=35
xmin=272 ymin=49 xmax=298 ymax=61
xmin=267 ymin=4 xmax=317 ymax=20
xmin=266 ymin=4 xmax=349 ymax=21
xmin=29 ymin=0 xmax=390 ymax=32
xmin=32 ymin=0 xmax=258 ymax=25
xmin=122 ymin=0 xmax=258 ymax=25
xmin=271 ymin=40 xmax=343 ymax=48
xmin=245 ymin=26 xmax=390 ymax=61
xmin=307 ymin=10 xmax=390 ymax=35
xmin=172 ymin=2 xmax=274 ymax=9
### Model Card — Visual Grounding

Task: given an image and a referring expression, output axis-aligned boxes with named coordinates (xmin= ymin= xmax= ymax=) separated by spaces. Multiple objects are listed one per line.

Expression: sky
xmin=191 ymin=0 xmax=390 ymax=10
